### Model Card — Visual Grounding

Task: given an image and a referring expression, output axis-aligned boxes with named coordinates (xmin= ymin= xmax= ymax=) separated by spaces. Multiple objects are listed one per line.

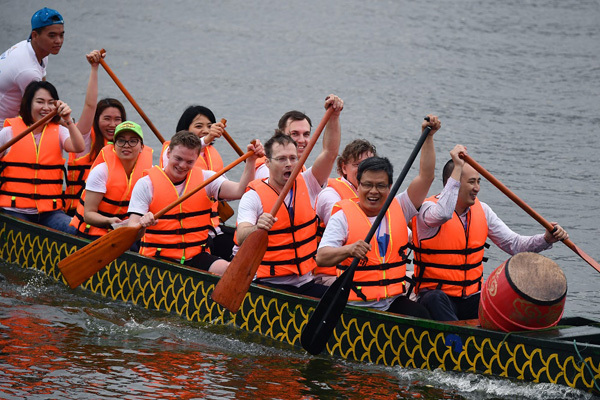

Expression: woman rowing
xmin=0 ymin=80 xmax=86 ymax=233
xmin=69 ymin=121 xmax=152 ymax=243
xmin=63 ymin=50 xmax=128 ymax=215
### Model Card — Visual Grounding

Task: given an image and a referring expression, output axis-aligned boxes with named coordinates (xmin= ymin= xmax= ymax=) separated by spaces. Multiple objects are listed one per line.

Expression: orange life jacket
xmin=248 ymin=176 xmax=319 ymax=278
xmin=70 ymin=144 xmax=153 ymax=237
xmin=411 ymin=195 xmax=489 ymax=297
xmin=0 ymin=117 xmax=65 ymax=211
xmin=335 ymin=198 xmax=410 ymax=302
xmin=159 ymin=140 xmax=224 ymax=228
xmin=314 ymin=177 xmax=359 ymax=276
xmin=139 ymin=166 xmax=214 ymax=263
xmin=63 ymin=128 xmax=108 ymax=212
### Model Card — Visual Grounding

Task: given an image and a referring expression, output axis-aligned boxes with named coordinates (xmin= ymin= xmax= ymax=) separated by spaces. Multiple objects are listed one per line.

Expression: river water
xmin=1 ymin=0 xmax=599 ymax=398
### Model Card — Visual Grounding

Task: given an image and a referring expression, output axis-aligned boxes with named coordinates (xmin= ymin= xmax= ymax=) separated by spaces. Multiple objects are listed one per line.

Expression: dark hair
xmin=264 ymin=130 xmax=297 ymax=159
xmin=176 ymin=105 xmax=216 ymax=133
xmin=356 ymin=156 xmax=394 ymax=187
xmin=442 ymin=159 xmax=454 ymax=186
xmin=277 ymin=110 xmax=312 ymax=131
xmin=169 ymin=130 xmax=202 ymax=155
xmin=90 ymin=98 xmax=127 ymax=160
xmin=19 ymin=81 xmax=60 ymax=126
xmin=336 ymin=139 xmax=377 ymax=177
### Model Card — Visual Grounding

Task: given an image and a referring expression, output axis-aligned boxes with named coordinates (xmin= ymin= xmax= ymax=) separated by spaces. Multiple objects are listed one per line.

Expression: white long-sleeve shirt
xmin=414 ymin=177 xmax=552 ymax=255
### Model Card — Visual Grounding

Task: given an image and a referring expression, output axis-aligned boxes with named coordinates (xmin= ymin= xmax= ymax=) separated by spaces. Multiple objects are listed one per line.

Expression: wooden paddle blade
xmin=211 ymin=229 xmax=269 ymax=312
xmin=58 ymin=226 xmax=141 ymax=289
xmin=301 ymin=262 xmax=357 ymax=355
xmin=564 ymin=239 xmax=600 ymax=273
xmin=216 ymin=201 xmax=235 ymax=223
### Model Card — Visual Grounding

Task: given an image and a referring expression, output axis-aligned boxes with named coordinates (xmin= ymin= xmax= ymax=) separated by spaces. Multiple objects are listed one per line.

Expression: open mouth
xmin=283 ymin=171 xmax=292 ymax=179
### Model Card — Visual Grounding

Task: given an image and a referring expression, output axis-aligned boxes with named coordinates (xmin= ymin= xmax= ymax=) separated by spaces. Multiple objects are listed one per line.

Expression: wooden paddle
xmin=58 ymin=147 xmax=257 ymax=289
xmin=211 ymin=107 xmax=335 ymax=312
xmin=99 ymin=49 xmax=166 ymax=143
xmin=220 ymin=119 xmax=245 ymax=156
xmin=461 ymin=153 xmax=600 ymax=274
xmin=0 ymin=110 xmax=57 ymax=154
xmin=301 ymin=121 xmax=433 ymax=356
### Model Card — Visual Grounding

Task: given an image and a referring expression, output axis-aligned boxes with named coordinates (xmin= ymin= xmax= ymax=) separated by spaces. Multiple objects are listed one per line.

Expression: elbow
xmin=315 ymin=249 xmax=333 ymax=267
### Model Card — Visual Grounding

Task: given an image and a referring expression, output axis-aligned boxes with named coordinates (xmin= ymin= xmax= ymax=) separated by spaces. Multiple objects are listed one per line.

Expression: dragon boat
xmin=1 ymin=212 xmax=599 ymax=395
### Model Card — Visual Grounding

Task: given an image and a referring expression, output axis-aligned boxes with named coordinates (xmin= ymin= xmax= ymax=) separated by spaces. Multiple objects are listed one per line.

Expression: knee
xmin=419 ymin=290 xmax=451 ymax=308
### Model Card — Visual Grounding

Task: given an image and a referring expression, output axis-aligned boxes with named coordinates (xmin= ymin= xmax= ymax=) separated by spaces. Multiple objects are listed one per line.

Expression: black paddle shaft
xmin=301 ymin=121 xmax=433 ymax=356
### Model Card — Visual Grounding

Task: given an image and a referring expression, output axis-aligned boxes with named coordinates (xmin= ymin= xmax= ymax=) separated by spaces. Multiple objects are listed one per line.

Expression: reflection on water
xmin=0 ymin=263 xmax=593 ymax=400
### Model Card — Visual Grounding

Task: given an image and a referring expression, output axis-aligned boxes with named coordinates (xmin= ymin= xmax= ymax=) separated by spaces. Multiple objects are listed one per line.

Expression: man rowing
xmin=234 ymin=98 xmax=343 ymax=298
xmin=411 ymin=144 xmax=569 ymax=321
xmin=315 ymin=116 xmax=440 ymax=316
xmin=127 ymin=130 xmax=264 ymax=274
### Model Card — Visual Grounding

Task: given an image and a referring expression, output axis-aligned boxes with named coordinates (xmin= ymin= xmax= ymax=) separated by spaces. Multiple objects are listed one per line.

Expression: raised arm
xmin=59 ymin=101 xmax=85 ymax=153
xmin=311 ymin=94 xmax=343 ymax=186
xmin=406 ymin=114 xmax=441 ymax=209
xmin=76 ymin=50 xmax=103 ymax=135
xmin=217 ymin=140 xmax=265 ymax=200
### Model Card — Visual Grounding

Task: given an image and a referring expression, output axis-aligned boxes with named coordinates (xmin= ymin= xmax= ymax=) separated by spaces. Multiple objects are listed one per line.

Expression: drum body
xmin=479 ymin=252 xmax=567 ymax=332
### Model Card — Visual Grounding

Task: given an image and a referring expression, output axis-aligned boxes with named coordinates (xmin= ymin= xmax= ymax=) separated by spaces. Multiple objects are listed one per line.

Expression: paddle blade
xmin=211 ymin=229 xmax=268 ymax=312
xmin=58 ymin=226 xmax=141 ymax=289
xmin=564 ymin=239 xmax=600 ymax=274
xmin=300 ymin=262 xmax=357 ymax=355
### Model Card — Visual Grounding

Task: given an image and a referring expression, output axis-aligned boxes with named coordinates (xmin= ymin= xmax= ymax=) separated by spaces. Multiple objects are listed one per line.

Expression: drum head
xmin=506 ymin=252 xmax=567 ymax=303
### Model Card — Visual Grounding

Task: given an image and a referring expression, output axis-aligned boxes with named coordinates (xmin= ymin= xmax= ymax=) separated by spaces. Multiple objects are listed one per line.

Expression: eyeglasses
xmin=359 ymin=182 xmax=389 ymax=191
xmin=270 ymin=156 xmax=299 ymax=164
xmin=115 ymin=137 xmax=141 ymax=147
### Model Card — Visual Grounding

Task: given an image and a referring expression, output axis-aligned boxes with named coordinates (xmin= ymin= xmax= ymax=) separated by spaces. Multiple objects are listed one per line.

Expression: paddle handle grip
xmin=268 ymin=107 xmax=334 ymax=216
xmin=220 ymin=118 xmax=245 ymax=156
xmin=99 ymin=49 xmax=166 ymax=144
xmin=0 ymin=110 xmax=58 ymax=154
xmin=154 ymin=147 xmax=255 ymax=220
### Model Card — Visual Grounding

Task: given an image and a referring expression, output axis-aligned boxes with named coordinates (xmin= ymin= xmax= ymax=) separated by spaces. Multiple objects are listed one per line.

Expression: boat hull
xmin=1 ymin=213 xmax=599 ymax=395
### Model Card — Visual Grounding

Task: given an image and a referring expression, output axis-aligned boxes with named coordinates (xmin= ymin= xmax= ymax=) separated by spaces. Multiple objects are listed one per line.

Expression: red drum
xmin=479 ymin=252 xmax=567 ymax=332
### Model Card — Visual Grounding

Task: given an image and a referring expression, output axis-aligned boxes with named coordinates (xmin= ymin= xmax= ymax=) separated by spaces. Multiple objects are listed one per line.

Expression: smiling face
xmin=266 ymin=142 xmax=299 ymax=191
xmin=341 ymin=151 xmax=374 ymax=189
xmin=30 ymin=88 xmax=56 ymax=123
xmin=165 ymin=145 xmax=200 ymax=183
xmin=188 ymin=114 xmax=212 ymax=138
xmin=357 ymin=170 xmax=391 ymax=217
xmin=97 ymin=107 xmax=123 ymax=142
xmin=114 ymin=131 xmax=142 ymax=163
xmin=456 ymin=163 xmax=481 ymax=214
xmin=283 ymin=119 xmax=311 ymax=157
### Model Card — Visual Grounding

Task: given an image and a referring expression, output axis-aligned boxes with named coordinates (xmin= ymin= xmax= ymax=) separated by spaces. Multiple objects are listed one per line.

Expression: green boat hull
xmin=1 ymin=213 xmax=599 ymax=394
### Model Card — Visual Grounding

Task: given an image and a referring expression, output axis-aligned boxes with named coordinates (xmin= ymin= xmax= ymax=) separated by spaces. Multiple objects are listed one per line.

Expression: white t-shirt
xmin=0 ymin=124 xmax=71 ymax=214
xmin=314 ymin=177 xmax=358 ymax=227
xmin=128 ymin=168 xmax=227 ymax=216
xmin=254 ymin=163 xmax=269 ymax=180
xmin=317 ymin=190 xmax=417 ymax=310
xmin=85 ymin=162 xmax=109 ymax=193
xmin=74 ymin=128 xmax=94 ymax=159
xmin=0 ymin=40 xmax=47 ymax=126
xmin=236 ymin=167 xmax=325 ymax=287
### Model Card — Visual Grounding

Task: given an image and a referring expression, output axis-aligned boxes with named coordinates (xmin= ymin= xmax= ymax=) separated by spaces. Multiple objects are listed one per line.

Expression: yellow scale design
xmin=0 ymin=219 xmax=598 ymax=393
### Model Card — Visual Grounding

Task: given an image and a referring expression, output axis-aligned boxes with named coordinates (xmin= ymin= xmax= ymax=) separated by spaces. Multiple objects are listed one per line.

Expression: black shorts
xmin=184 ymin=251 xmax=221 ymax=271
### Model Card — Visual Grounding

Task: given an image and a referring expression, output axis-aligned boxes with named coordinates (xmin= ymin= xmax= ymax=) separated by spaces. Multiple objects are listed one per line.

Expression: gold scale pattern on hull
xmin=1 ymin=216 xmax=598 ymax=394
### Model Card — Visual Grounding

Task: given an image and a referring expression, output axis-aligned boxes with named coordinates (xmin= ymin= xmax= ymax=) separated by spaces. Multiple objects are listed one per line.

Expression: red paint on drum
xmin=479 ymin=252 xmax=567 ymax=332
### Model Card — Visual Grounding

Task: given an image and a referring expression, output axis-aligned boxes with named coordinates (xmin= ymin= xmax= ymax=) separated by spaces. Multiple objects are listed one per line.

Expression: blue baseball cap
xmin=31 ymin=8 xmax=64 ymax=31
